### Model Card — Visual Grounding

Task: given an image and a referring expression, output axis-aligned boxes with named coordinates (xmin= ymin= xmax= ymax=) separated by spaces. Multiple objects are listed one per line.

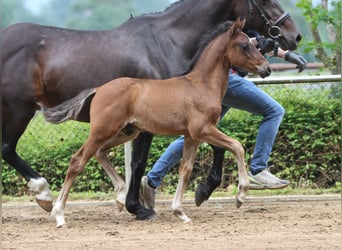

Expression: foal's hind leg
xmin=52 ymin=140 xmax=102 ymax=227
xmin=95 ymin=131 xmax=141 ymax=212
xmin=96 ymin=149 xmax=126 ymax=212
xmin=96 ymin=149 xmax=126 ymax=211
xmin=172 ymin=137 xmax=200 ymax=223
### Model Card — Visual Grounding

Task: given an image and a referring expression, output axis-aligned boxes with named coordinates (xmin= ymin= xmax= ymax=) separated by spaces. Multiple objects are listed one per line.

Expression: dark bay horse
xmin=42 ymin=18 xmax=270 ymax=227
xmin=2 ymin=0 xmax=301 ymax=219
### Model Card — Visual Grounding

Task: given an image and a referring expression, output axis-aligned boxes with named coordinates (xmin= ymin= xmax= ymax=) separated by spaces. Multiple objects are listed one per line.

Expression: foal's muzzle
xmin=258 ymin=63 xmax=271 ymax=78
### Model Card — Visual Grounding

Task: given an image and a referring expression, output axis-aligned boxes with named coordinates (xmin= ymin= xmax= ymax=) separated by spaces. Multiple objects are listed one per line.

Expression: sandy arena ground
xmin=2 ymin=194 xmax=341 ymax=249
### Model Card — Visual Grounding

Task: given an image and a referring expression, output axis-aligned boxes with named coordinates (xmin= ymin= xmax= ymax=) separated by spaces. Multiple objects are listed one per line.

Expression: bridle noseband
xmin=248 ymin=0 xmax=290 ymax=55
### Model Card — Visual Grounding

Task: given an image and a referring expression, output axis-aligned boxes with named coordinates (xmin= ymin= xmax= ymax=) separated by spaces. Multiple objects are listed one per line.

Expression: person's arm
xmin=273 ymin=48 xmax=307 ymax=73
xmin=253 ymin=33 xmax=307 ymax=73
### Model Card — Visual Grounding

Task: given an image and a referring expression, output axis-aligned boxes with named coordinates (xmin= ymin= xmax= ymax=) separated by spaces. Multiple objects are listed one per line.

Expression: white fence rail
xmin=248 ymin=74 xmax=341 ymax=84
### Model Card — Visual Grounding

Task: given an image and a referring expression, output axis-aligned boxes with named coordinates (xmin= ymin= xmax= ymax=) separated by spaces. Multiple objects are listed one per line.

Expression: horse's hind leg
xmin=172 ymin=137 xmax=200 ymax=223
xmin=195 ymin=145 xmax=225 ymax=206
xmin=2 ymin=106 xmax=53 ymax=211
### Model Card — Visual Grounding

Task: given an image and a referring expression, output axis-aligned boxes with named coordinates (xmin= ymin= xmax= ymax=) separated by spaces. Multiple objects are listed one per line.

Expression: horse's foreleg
xmin=195 ymin=145 xmax=225 ymax=206
xmin=52 ymin=142 xmax=98 ymax=228
xmin=200 ymin=126 xmax=249 ymax=208
xmin=125 ymin=132 xmax=156 ymax=220
xmin=2 ymin=112 xmax=53 ymax=212
xmin=172 ymin=137 xmax=200 ymax=223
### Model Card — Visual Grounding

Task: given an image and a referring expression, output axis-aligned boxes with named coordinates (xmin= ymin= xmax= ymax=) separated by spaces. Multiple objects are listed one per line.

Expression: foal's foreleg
xmin=200 ymin=126 xmax=249 ymax=208
xmin=172 ymin=137 xmax=200 ymax=223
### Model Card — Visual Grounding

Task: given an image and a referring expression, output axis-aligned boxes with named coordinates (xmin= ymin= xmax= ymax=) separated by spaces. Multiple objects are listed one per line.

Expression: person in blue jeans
xmin=140 ymin=39 xmax=307 ymax=209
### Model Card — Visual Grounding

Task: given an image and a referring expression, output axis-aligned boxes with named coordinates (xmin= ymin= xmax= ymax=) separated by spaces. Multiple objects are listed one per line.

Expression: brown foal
xmin=47 ymin=18 xmax=271 ymax=227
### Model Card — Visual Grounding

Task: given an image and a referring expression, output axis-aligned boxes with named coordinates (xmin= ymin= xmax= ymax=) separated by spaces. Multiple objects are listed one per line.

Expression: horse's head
xmin=232 ymin=0 xmax=301 ymax=51
xmin=226 ymin=18 xmax=271 ymax=78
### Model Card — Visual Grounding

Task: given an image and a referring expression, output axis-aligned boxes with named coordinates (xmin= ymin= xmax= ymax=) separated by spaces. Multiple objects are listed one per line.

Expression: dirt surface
xmin=2 ymin=195 xmax=341 ymax=250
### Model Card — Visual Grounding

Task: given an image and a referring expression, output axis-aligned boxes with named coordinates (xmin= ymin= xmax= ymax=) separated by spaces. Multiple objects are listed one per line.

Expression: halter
xmin=248 ymin=0 xmax=290 ymax=55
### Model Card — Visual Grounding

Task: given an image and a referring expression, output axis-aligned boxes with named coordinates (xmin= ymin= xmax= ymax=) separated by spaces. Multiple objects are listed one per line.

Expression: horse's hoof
xmin=146 ymin=213 xmax=157 ymax=221
xmin=135 ymin=208 xmax=156 ymax=221
xmin=195 ymin=182 xmax=209 ymax=206
xmin=36 ymin=198 xmax=53 ymax=212
xmin=116 ymin=200 xmax=125 ymax=212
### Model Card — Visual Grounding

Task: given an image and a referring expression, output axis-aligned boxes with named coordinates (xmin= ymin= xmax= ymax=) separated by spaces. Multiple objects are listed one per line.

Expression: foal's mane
xmin=181 ymin=20 xmax=235 ymax=75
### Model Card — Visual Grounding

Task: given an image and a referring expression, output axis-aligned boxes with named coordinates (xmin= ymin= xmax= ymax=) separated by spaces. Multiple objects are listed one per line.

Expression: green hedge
xmin=2 ymin=84 xmax=341 ymax=195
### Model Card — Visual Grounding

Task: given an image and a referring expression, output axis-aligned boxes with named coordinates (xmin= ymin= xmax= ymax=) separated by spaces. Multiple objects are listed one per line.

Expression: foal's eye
xmin=240 ymin=43 xmax=250 ymax=52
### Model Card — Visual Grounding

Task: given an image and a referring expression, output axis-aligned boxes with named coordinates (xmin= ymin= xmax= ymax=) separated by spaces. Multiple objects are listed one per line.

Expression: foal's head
xmin=226 ymin=18 xmax=271 ymax=78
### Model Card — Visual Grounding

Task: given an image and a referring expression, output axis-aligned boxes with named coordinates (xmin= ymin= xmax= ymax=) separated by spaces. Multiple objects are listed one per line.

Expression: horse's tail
xmin=41 ymin=88 xmax=97 ymax=124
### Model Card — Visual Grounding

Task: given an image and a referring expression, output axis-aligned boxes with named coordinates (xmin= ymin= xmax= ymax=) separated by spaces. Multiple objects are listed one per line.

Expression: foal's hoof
xmin=173 ymin=210 xmax=191 ymax=223
xmin=236 ymin=199 xmax=243 ymax=209
xmin=135 ymin=208 xmax=157 ymax=221
xmin=36 ymin=198 xmax=53 ymax=212
xmin=116 ymin=200 xmax=125 ymax=212
xmin=51 ymin=206 xmax=66 ymax=228
xmin=56 ymin=220 xmax=66 ymax=228
xmin=195 ymin=182 xmax=210 ymax=206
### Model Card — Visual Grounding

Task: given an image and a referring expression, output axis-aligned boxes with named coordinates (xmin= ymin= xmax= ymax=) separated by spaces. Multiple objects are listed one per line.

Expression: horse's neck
xmin=158 ymin=0 xmax=236 ymax=54
xmin=163 ymin=0 xmax=232 ymax=26
xmin=190 ymin=33 xmax=231 ymax=98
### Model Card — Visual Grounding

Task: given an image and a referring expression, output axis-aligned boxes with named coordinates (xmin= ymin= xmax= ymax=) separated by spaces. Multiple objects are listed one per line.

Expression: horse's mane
xmin=182 ymin=20 xmax=235 ymax=75
xmin=159 ymin=0 xmax=185 ymax=13
xmin=127 ymin=0 xmax=186 ymax=20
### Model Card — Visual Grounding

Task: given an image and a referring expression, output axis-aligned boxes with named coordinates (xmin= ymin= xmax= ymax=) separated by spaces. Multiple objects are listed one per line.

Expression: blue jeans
xmin=147 ymin=72 xmax=285 ymax=188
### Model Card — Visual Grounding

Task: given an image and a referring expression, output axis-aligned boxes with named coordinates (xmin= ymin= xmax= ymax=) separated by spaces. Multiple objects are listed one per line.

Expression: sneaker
xmin=248 ymin=169 xmax=289 ymax=190
xmin=139 ymin=176 xmax=156 ymax=209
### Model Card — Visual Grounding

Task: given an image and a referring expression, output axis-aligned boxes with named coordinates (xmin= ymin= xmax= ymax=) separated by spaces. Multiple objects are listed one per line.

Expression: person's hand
xmin=285 ymin=51 xmax=307 ymax=73
xmin=256 ymin=36 xmax=275 ymax=54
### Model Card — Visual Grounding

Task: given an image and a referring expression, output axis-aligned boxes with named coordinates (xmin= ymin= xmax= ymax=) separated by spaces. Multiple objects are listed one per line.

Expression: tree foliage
xmin=1 ymin=0 xmax=36 ymax=26
xmin=296 ymin=0 xmax=341 ymax=74
xmin=66 ymin=0 xmax=171 ymax=29
xmin=1 ymin=0 xmax=171 ymax=29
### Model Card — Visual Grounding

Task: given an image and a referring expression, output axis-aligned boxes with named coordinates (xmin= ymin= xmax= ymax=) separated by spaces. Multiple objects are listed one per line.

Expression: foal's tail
xmin=41 ymin=88 xmax=97 ymax=124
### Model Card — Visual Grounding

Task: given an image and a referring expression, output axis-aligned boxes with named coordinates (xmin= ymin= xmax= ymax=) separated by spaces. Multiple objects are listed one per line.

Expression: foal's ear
xmin=230 ymin=17 xmax=246 ymax=37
